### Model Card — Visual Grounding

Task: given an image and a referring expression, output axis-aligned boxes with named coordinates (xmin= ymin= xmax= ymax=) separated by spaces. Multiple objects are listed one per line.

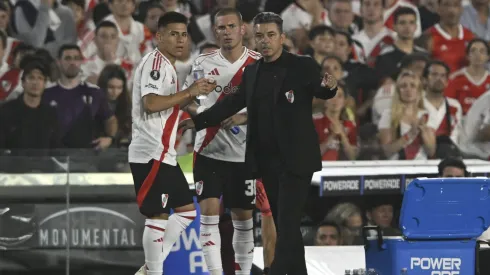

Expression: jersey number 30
xmin=245 ymin=179 xmax=256 ymax=204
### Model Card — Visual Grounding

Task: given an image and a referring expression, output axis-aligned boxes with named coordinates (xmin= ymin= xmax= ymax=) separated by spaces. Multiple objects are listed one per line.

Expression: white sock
xmin=143 ymin=219 xmax=167 ymax=275
xmin=161 ymin=210 xmax=197 ymax=260
xmin=233 ymin=219 xmax=254 ymax=275
xmin=200 ymin=215 xmax=222 ymax=275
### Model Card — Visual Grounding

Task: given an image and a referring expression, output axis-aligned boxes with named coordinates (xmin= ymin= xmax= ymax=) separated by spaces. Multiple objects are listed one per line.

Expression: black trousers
xmin=261 ymin=164 xmax=312 ymax=275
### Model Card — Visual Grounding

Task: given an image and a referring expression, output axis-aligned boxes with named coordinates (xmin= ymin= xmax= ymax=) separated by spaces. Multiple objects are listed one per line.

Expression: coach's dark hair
xmin=95 ymin=20 xmax=118 ymax=35
xmin=158 ymin=11 xmax=188 ymax=29
xmin=308 ymin=25 xmax=335 ymax=41
xmin=466 ymin=37 xmax=490 ymax=55
xmin=199 ymin=43 xmax=219 ymax=54
xmin=393 ymin=7 xmax=417 ymax=24
xmin=422 ymin=60 xmax=450 ymax=78
xmin=252 ymin=12 xmax=283 ymax=33
xmin=438 ymin=157 xmax=468 ymax=176
xmin=58 ymin=44 xmax=82 ymax=58
xmin=214 ymin=8 xmax=242 ymax=23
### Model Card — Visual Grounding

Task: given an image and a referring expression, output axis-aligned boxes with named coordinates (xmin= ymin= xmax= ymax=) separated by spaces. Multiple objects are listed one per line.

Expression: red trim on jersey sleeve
xmin=7 ymin=40 xmax=20 ymax=66
xmin=136 ymin=105 xmax=180 ymax=207
xmin=196 ymin=56 xmax=257 ymax=153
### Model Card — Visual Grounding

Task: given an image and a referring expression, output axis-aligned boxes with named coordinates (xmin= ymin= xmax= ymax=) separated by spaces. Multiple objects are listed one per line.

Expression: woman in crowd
xmin=325 ymin=202 xmax=363 ymax=245
xmin=97 ymin=64 xmax=131 ymax=147
xmin=378 ymin=70 xmax=436 ymax=160
xmin=313 ymin=83 xmax=357 ymax=161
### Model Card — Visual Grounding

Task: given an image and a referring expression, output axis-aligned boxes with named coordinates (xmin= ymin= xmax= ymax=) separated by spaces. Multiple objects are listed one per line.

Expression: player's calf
xmin=142 ymin=215 xmax=169 ymax=275
xmin=200 ymin=198 xmax=223 ymax=275
xmin=231 ymin=209 xmax=254 ymax=275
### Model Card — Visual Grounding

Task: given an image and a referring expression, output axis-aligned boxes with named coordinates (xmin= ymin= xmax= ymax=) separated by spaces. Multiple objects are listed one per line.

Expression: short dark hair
xmin=423 ymin=60 xmax=450 ymax=78
xmin=438 ymin=157 xmax=467 ymax=176
xmin=335 ymin=30 xmax=353 ymax=46
xmin=317 ymin=220 xmax=341 ymax=235
xmin=308 ymin=25 xmax=335 ymax=41
xmin=399 ymin=52 xmax=429 ymax=70
xmin=394 ymin=7 xmax=417 ymax=24
xmin=21 ymin=61 xmax=48 ymax=81
xmin=199 ymin=43 xmax=220 ymax=54
xmin=12 ymin=42 xmax=35 ymax=60
xmin=0 ymin=30 xmax=6 ymax=50
xmin=95 ymin=20 xmax=118 ymax=35
xmin=58 ymin=44 xmax=82 ymax=59
xmin=252 ymin=12 xmax=283 ymax=33
xmin=157 ymin=11 xmax=188 ymax=29
xmin=466 ymin=37 xmax=490 ymax=55
xmin=214 ymin=8 xmax=242 ymax=23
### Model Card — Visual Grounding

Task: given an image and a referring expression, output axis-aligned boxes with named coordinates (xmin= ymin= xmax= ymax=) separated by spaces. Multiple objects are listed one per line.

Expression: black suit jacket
xmin=193 ymin=51 xmax=337 ymax=176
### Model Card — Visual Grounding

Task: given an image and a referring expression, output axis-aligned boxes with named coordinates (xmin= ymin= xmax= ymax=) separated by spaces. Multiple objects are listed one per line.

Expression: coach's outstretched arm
xmin=303 ymin=57 xmax=338 ymax=100
xmin=181 ymin=69 xmax=248 ymax=131
xmin=143 ymin=78 xmax=216 ymax=113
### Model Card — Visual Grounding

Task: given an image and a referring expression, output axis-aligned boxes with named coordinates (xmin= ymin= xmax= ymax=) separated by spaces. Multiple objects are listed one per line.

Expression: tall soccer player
xmin=129 ymin=12 xmax=217 ymax=275
xmin=182 ymin=8 xmax=261 ymax=275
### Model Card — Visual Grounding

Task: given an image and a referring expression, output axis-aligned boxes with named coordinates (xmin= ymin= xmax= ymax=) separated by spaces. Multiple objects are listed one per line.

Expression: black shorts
xmin=193 ymin=153 xmax=255 ymax=210
xmin=130 ymin=160 xmax=194 ymax=217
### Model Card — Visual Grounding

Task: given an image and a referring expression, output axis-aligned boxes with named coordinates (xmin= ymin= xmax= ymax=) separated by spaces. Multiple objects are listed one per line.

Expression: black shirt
xmin=252 ymin=54 xmax=286 ymax=164
xmin=374 ymin=45 xmax=427 ymax=81
xmin=0 ymin=94 xmax=61 ymax=151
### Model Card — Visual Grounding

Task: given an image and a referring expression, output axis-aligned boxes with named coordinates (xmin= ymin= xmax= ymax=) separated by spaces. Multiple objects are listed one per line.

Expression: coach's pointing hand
xmin=189 ymin=78 xmax=217 ymax=97
xmin=321 ymin=73 xmax=337 ymax=90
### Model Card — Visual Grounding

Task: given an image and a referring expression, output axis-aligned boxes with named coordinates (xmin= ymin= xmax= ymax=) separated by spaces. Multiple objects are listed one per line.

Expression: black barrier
xmin=0 ymin=185 xmax=146 ymax=273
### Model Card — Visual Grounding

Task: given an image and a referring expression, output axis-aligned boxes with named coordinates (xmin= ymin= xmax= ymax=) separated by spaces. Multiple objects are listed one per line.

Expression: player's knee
xmin=199 ymin=197 xmax=221 ymax=216
xmin=231 ymin=208 xmax=253 ymax=221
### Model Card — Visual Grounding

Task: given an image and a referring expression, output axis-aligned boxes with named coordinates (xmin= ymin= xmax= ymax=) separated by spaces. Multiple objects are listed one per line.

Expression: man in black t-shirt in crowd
xmin=0 ymin=61 xmax=61 ymax=151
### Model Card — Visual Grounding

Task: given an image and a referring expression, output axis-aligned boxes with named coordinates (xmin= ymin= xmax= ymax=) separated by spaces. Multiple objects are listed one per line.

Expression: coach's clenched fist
xmin=189 ymin=78 xmax=217 ymax=97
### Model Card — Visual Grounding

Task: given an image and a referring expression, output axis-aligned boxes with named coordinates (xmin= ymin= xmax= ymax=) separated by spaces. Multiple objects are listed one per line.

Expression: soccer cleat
xmin=134 ymin=265 xmax=147 ymax=275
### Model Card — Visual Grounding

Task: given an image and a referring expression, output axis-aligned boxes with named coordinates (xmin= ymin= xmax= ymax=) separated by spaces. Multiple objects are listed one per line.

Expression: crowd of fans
xmin=0 ymin=0 xmax=489 ymax=247
xmin=0 ymin=0 xmax=489 ymax=163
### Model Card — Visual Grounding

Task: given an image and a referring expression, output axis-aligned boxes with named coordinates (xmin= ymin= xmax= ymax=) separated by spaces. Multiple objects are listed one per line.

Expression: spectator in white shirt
xmin=423 ymin=60 xmax=463 ymax=153
xmin=378 ymin=70 xmax=436 ymax=160
xmin=81 ymin=21 xmax=134 ymax=85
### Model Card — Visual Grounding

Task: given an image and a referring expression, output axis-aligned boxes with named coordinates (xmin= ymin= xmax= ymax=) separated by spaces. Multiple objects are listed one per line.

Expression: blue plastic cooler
xmin=365 ymin=178 xmax=490 ymax=275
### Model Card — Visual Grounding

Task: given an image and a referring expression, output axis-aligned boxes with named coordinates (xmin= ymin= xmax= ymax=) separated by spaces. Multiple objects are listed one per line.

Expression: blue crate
xmin=365 ymin=178 xmax=490 ymax=275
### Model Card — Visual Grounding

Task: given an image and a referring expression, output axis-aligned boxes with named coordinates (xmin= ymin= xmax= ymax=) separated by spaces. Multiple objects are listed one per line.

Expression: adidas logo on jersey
xmin=208 ymin=68 xmax=220 ymax=76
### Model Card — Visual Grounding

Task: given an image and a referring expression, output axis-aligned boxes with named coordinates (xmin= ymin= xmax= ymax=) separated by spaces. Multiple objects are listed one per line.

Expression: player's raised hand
xmin=321 ymin=72 xmax=337 ymax=89
xmin=178 ymin=118 xmax=195 ymax=133
xmin=189 ymin=78 xmax=217 ymax=97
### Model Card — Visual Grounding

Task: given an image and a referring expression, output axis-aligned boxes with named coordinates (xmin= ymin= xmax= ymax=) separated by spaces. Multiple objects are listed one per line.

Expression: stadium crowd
xmin=0 ymin=0 xmax=490 ymax=249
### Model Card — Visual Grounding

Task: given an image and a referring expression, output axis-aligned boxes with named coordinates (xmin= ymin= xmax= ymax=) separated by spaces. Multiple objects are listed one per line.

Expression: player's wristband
xmin=196 ymin=106 xmax=207 ymax=114
xmin=261 ymin=208 xmax=272 ymax=217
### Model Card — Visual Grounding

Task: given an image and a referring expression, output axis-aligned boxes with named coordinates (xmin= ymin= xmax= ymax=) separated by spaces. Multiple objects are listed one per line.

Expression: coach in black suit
xmin=180 ymin=12 xmax=337 ymax=275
